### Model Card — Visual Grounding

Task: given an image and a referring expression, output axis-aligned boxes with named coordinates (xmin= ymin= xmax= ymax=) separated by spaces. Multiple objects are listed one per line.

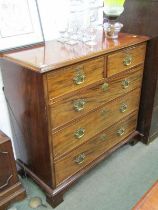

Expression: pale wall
xmin=0 ymin=0 xmax=103 ymax=156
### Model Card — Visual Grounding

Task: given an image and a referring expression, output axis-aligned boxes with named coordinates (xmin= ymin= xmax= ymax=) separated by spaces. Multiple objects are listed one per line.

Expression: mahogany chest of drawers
xmin=0 ymin=130 xmax=26 ymax=210
xmin=0 ymin=32 xmax=148 ymax=208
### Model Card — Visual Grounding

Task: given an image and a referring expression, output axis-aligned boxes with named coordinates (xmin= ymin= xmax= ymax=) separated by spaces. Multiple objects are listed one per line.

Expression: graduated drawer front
xmin=54 ymin=113 xmax=138 ymax=185
xmin=52 ymin=88 xmax=140 ymax=159
xmin=47 ymin=56 xmax=104 ymax=99
xmin=107 ymin=43 xmax=146 ymax=77
xmin=50 ymin=66 xmax=143 ymax=128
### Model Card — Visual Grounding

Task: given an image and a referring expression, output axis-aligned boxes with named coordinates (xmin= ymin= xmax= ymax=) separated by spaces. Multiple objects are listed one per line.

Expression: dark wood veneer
xmin=1 ymin=33 xmax=148 ymax=207
xmin=1 ymin=60 xmax=53 ymax=187
xmin=3 ymin=32 xmax=148 ymax=72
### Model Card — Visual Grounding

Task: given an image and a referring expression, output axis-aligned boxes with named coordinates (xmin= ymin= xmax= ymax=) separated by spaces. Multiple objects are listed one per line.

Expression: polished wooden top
xmin=2 ymin=31 xmax=149 ymax=73
xmin=132 ymin=181 xmax=158 ymax=210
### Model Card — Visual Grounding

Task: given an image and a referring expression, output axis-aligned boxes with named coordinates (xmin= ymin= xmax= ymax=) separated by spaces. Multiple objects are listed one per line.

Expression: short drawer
xmin=52 ymin=88 xmax=141 ymax=159
xmin=107 ymin=43 xmax=146 ymax=77
xmin=50 ymin=65 xmax=143 ymax=128
xmin=54 ymin=113 xmax=137 ymax=185
xmin=47 ymin=56 xmax=104 ymax=99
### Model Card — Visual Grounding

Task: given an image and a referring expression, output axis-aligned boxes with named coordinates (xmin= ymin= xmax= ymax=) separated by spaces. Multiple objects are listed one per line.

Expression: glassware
xmin=76 ymin=9 xmax=90 ymax=42
xmin=104 ymin=21 xmax=123 ymax=39
xmin=84 ymin=6 xmax=98 ymax=46
xmin=103 ymin=0 xmax=126 ymax=39
xmin=69 ymin=0 xmax=84 ymax=13
xmin=104 ymin=0 xmax=125 ymax=17
xmin=67 ymin=27 xmax=79 ymax=45
xmin=88 ymin=0 xmax=98 ymax=9
xmin=57 ymin=0 xmax=103 ymax=45
xmin=78 ymin=26 xmax=90 ymax=43
xmin=66 ymin=13 xmax=79 ymax=45
xmin=65 ymin=0 xmax=84 ymax=45
xmin=90 ymin=8 xmax=98 ymax=23
xmin=85 ymin=24 xmax=97 ymax=46
xmin=57 ymin=21 xmax=69 ymax=43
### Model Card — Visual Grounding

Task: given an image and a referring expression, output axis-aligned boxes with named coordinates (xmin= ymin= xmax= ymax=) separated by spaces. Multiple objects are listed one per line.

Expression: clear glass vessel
xmin=57 ymin=22 xmax=69 ymax=43
xmin=85 ymin=24 xmax=97 ymax=46
xmin=103 ymin=0 xmax=126 ymax=39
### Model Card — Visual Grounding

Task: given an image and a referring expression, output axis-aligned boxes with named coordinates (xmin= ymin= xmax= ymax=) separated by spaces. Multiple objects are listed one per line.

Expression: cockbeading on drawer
xmin=107 ymin=43 xmax=146 ymax=77
xmin=50 ymin=65 xmax=144 ymax=129
xmin=47 ymin=56 xmax=105 ymax=99
xmin=54 ymin=113 xmax=138 ymax=186
xmin=52 ymin=89 xmax=141 ymax=160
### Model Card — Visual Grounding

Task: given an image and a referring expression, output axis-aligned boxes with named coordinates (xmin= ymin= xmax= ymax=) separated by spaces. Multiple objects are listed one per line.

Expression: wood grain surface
xmin=0 ymin=33 xmax=148 ymax=208
xmin=2 ymin=32 xmax=149 ymax=72
xmin=52 ymin=89 xmax=141 ymax=159
xmin=47 ymin=56 xmax=104 ymax=98
xmin=132 ymin=181 xmax=158 ymax=210
xmin=50 ymin=66 xmax=143 ymax=128
xmin=54 ymin=113 xmax=137 ymax=186
xmin=107 ymin=43 xmax=146 ymax=77
xmin=1 ymin=60 xmax=53 ymax=187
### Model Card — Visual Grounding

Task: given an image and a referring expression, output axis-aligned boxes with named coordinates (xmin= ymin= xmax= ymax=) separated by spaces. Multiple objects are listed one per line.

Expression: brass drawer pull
xmin=122 ymin=79 xmax=130 ymax=89
xmin=75 ymin=153 xmax=86 ymax=165
xmin=100 ymin=134 xmax=107 ymax=141
xmin=73 ymin=71 xmax=86 ymax=85
xmin=101 ymin=82 xmax=109 ymax=92
xmin=0 ymin=174 xmax=13 ymax=190
xmin=120 ymin=103 xmax=128 ymax=113
xmin=117 ymin=128 xmax=125 ymax=136
xmin=73 ymin=99 xmax=86 ymax=112
xmin=123 ymin=54 xmax=133 ymax=66
xmin=74 ymin=128 xmax=85 ymax=139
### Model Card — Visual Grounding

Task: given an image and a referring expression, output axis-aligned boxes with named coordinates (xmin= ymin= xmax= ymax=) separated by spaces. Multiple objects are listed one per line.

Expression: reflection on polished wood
xmin=1 ymin=32 xmax=148 ymax=208
xmin=3 ymin=31 xmax=148 ymax=72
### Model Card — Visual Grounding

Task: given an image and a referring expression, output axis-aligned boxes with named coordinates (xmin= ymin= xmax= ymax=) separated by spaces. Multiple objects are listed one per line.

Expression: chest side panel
xmin=1 ymin=60 xmax=53 ymax=187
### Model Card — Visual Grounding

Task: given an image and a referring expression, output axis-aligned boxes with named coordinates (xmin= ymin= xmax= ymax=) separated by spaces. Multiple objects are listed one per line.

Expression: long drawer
xmin=50 ymin=66 xmax=143 ymax=128
xmin=107 ymin=43 xmax=146 ymax=77
xmin=54 ymin=113 xmax=138 ymax=186
xmin=47 ymin=56 xmax=104 ymax=99
xmin=52 ymin=88 xmax=141 ymax=159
